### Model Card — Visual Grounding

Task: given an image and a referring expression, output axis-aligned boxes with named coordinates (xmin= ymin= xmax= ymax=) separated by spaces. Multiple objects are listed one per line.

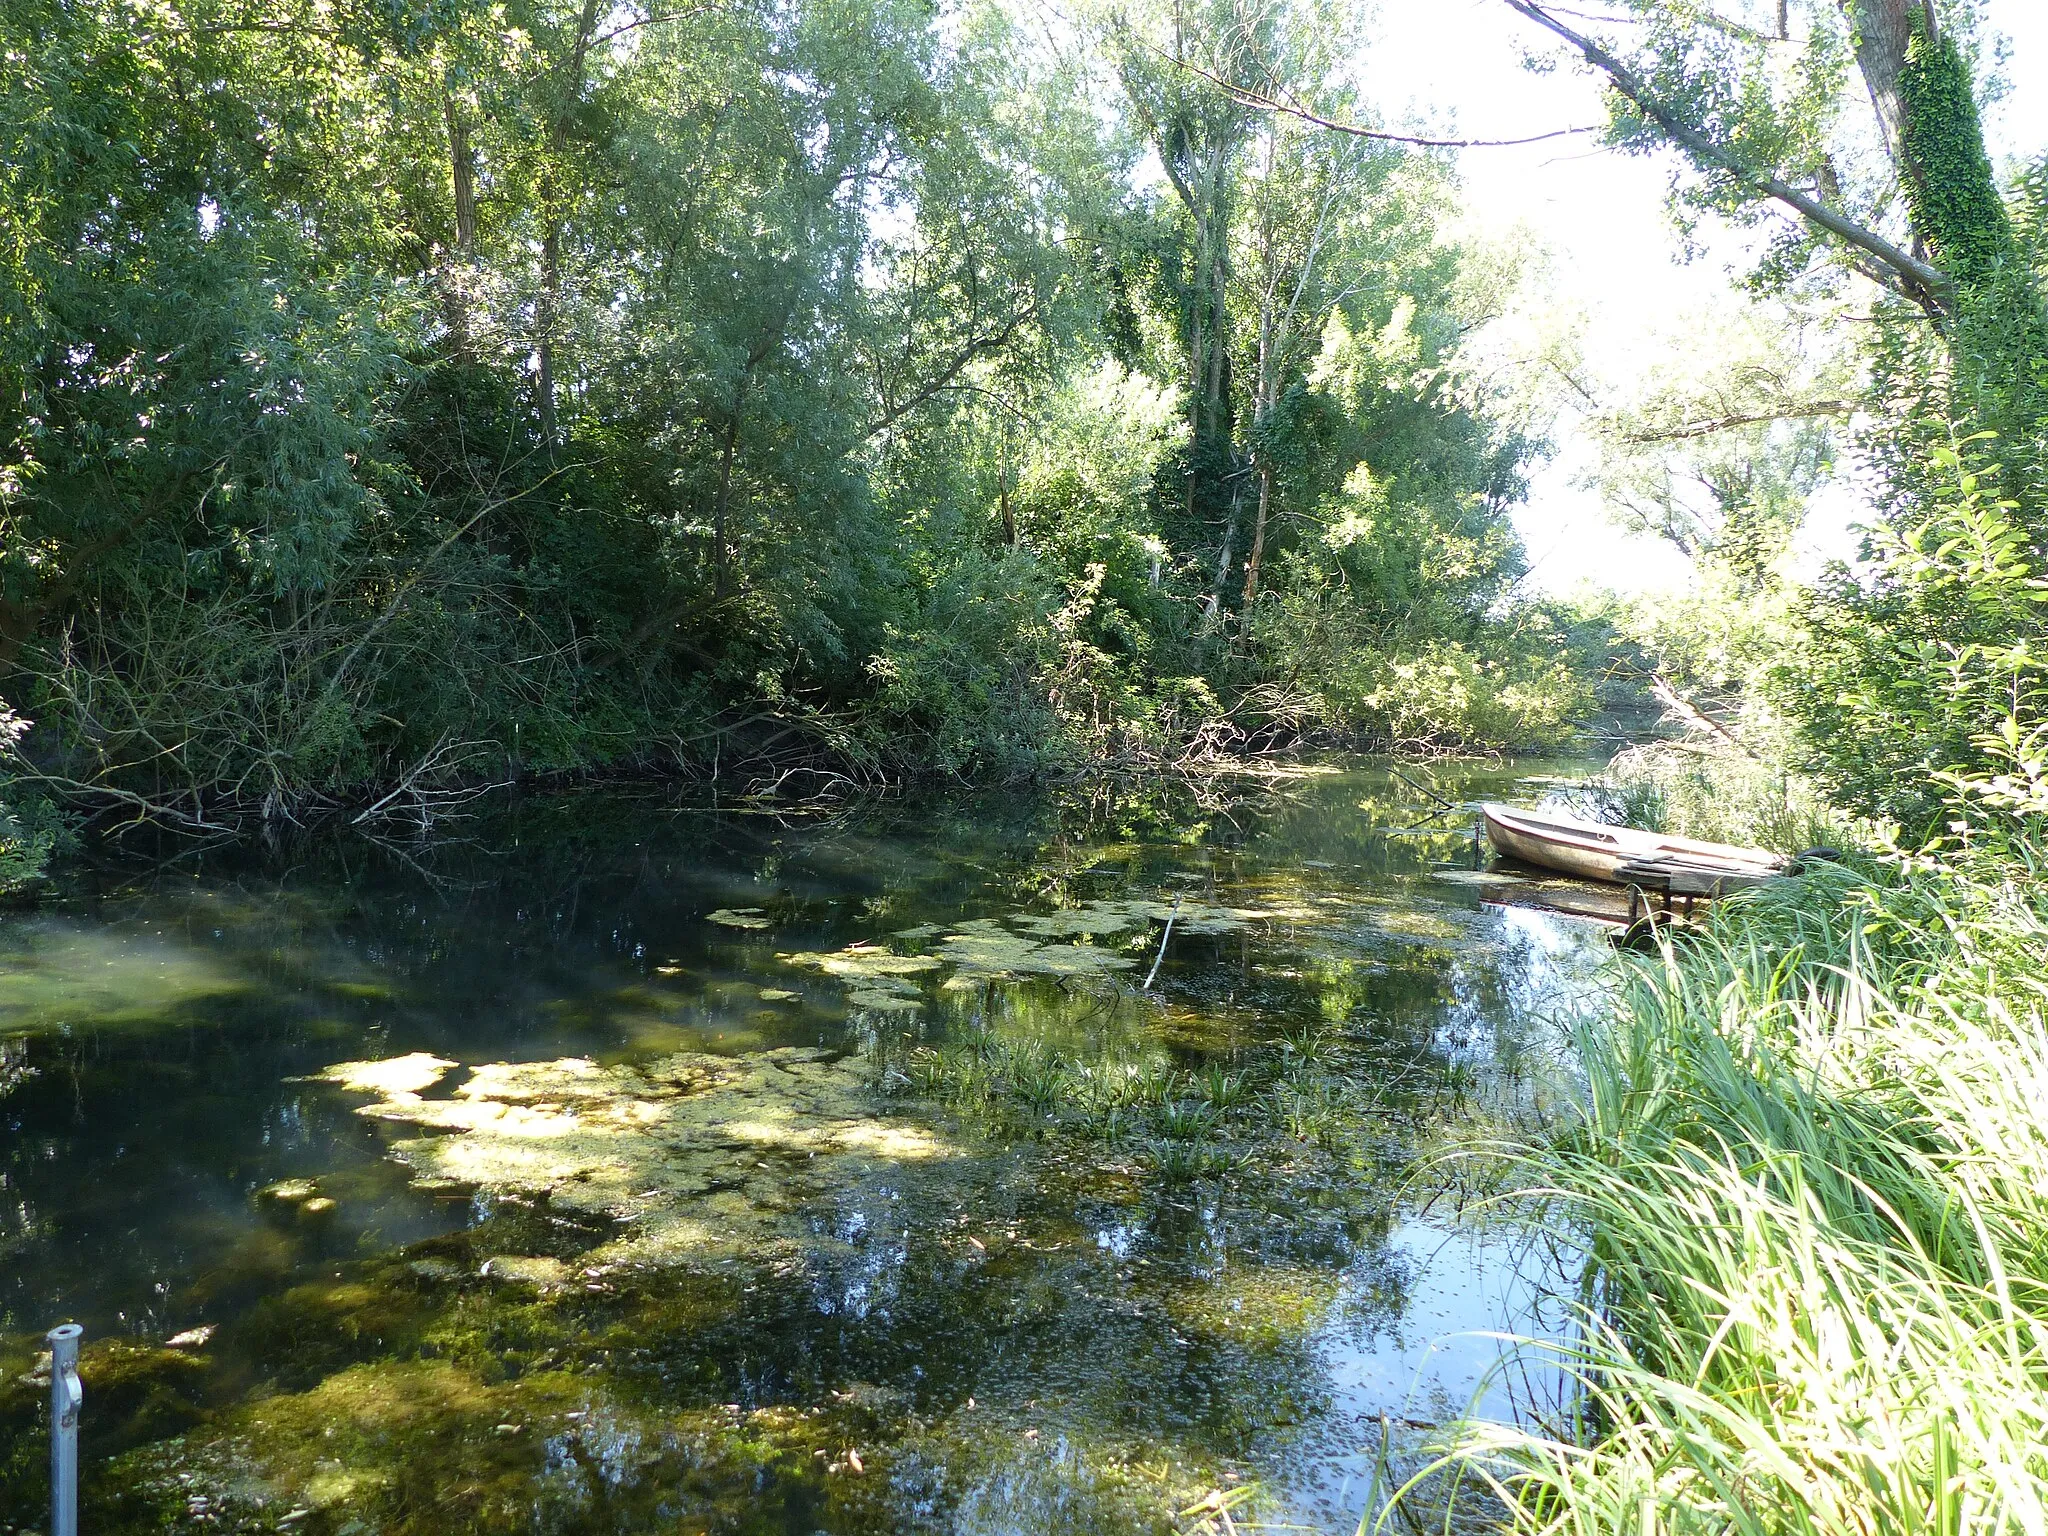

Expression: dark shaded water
xmin=0 ymin=759 xmax=1604 ymax=1534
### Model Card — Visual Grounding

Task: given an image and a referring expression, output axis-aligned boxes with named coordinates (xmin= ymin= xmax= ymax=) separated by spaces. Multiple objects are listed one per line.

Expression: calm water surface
xmin=0 ymin=759 xmax=1607 ymax=1534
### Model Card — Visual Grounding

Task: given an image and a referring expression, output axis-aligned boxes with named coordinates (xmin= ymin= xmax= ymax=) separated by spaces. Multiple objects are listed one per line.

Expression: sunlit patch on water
xmin=0 ymin=757 xmax=1612 ymax=1532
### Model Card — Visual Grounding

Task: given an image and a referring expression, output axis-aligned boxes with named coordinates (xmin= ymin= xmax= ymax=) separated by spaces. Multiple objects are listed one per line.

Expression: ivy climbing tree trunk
xmin=1842 ymin=0 xmax=2013 ymax=292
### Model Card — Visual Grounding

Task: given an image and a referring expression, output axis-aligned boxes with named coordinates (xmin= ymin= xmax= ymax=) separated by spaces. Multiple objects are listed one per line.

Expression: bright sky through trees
xmin=1365 ymin=0 xmax=2048 ymax=597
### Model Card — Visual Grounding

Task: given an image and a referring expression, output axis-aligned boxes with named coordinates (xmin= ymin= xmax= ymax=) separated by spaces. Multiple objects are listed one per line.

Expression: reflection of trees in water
xmin=0 ymin=760 xmax=1599 ymax=1529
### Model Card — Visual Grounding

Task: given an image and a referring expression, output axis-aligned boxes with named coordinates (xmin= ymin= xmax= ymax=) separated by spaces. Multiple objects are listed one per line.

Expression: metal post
xmin=48 ymin=1322 xmax=81 ymax=1536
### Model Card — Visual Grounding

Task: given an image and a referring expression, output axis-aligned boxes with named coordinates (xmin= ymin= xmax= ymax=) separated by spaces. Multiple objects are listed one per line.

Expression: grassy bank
xmin=1439 ymin=840 xmax=2048 ymax=1531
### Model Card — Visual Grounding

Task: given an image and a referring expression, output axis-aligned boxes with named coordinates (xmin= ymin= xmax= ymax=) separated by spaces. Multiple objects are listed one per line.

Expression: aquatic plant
xmin=1152 ymin=1099 xmax=1218 ymax=1141
xmin=1146 ymin=1137 xmax=1228 ymax=1184
xmin=313 ymin=1047 xmax=962 ymax=1265
xmin=1195 ymin=1064 xmax=1250 ymax=1113
xmin=1011 ymin=1050 xmax=1072 ymax=1117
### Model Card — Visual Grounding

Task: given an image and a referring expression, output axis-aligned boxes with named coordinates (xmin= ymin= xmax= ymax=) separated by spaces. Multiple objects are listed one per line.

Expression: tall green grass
xmin=1436 ymin=853 xmax=2048 ymax=1533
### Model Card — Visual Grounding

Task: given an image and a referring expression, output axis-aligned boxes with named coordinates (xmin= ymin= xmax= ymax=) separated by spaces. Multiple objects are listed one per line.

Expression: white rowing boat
xmin=1480 ymin=802 xmax=1786 ymax=897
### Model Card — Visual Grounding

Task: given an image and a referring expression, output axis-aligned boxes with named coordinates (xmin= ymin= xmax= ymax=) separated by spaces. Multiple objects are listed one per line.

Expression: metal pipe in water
xmin=48 ymin=1322 xmax=82 ymax=1536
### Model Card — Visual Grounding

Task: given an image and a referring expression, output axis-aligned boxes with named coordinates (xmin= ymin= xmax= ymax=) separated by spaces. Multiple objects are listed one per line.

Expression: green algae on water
xmin=317 ymin=1047 xmax=961 ymax=1264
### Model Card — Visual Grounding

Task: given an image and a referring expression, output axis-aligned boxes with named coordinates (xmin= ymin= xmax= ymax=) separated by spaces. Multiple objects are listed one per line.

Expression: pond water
xmin=0 ymin=758 xmax=1609 ymax=1535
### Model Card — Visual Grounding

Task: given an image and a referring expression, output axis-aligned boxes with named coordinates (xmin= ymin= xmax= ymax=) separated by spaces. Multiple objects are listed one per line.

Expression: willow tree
xmin=1097 ymin=0 xmax=1256 ymax=557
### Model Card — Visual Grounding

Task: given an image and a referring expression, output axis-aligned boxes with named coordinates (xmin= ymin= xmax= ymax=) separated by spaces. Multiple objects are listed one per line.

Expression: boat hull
xmin=1481 ymin=802 xmax=1784 ymax=897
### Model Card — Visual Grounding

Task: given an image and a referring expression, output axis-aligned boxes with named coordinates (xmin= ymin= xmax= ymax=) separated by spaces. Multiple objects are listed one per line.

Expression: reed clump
xmin=1440 ymin=851 xmax=2048 ymax=1532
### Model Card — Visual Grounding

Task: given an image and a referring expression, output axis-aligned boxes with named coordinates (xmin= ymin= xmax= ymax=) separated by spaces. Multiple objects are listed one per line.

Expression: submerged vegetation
xmin=7 ymin=0 xmax=2048 ymax=1526
xmin=0 ymin=763 xmax=1589 ymax=1534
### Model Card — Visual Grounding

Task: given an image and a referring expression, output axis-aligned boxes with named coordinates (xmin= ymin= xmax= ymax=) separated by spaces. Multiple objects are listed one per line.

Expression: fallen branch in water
xmin=1388 ymin=765 xmax=1455 ymax=809
xmin=1143 ymin=894 xmax=1183 ymax=990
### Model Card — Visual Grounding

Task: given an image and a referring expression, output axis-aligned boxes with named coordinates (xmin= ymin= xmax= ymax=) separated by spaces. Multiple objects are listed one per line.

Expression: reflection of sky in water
xmin=1276 ymin=1218 xmax=1582 ymax=1530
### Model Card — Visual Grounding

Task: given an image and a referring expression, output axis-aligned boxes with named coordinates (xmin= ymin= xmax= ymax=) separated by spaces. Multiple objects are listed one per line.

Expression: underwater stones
xmin=0 ymin=922 xmax=253 ymax=1036
xmin=480 ymin=1255 xmax=572 ymax=1291
xmin=707 ymin=907 xmax=773 ymax=929
xmin=320 ymin=1047 xmax=960 ymax=1264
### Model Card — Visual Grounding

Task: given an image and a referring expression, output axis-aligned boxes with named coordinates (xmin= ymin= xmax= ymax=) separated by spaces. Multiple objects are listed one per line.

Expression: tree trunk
xmin=1206 ymin=480 xmax=1242 ymax=622
xmin=534 ymin=0 xmax=604 ymax=451
xmin=537 ymin=225 xmax=560 ymax=447
xmin=443 ymin=94 xmax=478 ymax=362
xmin=1842 ymin=0 xmax=2010 ymax=290
xmin=999 ymin=423 xmax=1015 ymax=548
xmin=1841 ymin=0 xmax=1919 ymax=163
xmin=711 ymin=411 xmax=740 ymax=602
xmin=1241 ymin=457 xmax=1272 ymax=607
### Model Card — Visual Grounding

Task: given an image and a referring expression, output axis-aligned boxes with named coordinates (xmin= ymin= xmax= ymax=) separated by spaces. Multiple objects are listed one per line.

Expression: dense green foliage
xmin=0 ymin=0 xmax=1586 ymax=857
xmin=1538 ymin=0 xmax=2047 ymax=842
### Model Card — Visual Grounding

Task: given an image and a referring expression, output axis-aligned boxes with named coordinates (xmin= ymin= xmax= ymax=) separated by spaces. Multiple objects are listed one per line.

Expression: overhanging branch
xmin=1161 ymin=47 xmax=1600 ymax=148
xmin=1501 ymin=0 xmax=1953 ymax=317
xmin=1622 ymin=400 xmax=1857 ymax=442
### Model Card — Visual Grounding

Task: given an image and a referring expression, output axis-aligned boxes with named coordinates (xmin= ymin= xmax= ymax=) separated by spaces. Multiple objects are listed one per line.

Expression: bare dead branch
xmin=1161 ymin=48 xmax=1601 ymax=148
xmin=1621 ymin=400 xmax=1857 ymax=442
